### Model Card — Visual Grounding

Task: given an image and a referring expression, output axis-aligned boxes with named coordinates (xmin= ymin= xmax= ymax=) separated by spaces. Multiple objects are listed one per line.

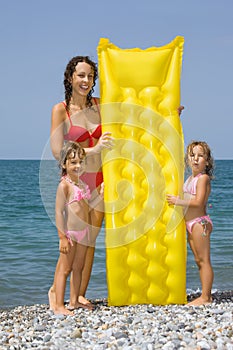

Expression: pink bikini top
xmin=63 ymin=98 xmax=102 ymax=147
xmin=62 ymin=176 xmax=91 ymax=205
xmin=183 ymin=173 xmax=203 ymax=195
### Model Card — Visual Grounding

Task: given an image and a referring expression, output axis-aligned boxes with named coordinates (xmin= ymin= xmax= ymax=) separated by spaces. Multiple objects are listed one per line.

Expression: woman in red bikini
xmin=49 ymin=56 xmax=113 ymax=310
xmin=167 ymin=141 xmax=214 ymax=306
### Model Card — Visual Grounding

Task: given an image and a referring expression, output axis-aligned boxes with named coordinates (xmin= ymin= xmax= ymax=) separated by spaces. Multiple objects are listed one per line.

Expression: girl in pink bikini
xmin=51 ymin=141 xmax=93 ymax=315
xmin=167 ymin=141 xmax=214 ymax=306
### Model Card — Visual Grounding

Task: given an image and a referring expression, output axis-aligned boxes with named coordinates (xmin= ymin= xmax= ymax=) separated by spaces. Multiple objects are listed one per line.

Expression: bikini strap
xmin=61 ymin=101 xmax=72 ymax=124
xmin=93 ymin=97 xmax=101 ymax=118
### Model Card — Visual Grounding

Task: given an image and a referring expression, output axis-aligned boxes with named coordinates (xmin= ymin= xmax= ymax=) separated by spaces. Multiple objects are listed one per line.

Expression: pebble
xmin=0 ymin=291 xmax=232 ymax=349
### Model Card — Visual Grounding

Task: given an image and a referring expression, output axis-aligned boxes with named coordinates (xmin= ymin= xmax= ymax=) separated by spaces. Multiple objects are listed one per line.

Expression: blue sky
xmin=0 ymin=0 xmax=232 ymax=159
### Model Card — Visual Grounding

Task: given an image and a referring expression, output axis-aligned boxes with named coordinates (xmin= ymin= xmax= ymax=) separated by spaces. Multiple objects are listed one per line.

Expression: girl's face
xmin=71 ymin=62 xmax=94 ymax=97
xmin=188 ymin=145 xmax=207 ymax=174
xmin=65 ymin=153 xmax=85 ymax=180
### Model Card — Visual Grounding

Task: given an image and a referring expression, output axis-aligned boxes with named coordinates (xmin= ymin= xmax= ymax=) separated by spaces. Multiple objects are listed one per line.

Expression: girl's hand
xmin=94 ymin=132 xmax=114 ymax=153
xmin=166 ymin=194 xmax=179 ymax=205
xmin=59 ymin=237 xmax=70 ymax=254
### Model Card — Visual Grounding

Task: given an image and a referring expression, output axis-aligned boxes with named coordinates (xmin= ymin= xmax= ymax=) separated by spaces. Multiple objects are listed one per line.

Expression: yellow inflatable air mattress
xmin=97 ymin=37 xmax=186 ymax=306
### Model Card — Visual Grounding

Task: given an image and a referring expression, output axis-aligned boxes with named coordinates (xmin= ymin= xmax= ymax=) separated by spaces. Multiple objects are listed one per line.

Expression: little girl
xmin=49 ymin=141 xmax=92 ymax=315
xmin=167 ymin=141 xmax=214 ymax=306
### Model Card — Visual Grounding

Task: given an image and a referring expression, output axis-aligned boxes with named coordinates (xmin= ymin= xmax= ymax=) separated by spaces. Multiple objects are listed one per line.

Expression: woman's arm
xmin=50 ymin=104 xmax=65 ymax=160
xmin=84 ymin=132 xmax=114 ymax=156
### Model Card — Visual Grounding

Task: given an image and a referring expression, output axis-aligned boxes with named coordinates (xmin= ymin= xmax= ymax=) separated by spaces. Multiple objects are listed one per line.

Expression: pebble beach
xmin=0 ymin=291 xmax=232 ymax=350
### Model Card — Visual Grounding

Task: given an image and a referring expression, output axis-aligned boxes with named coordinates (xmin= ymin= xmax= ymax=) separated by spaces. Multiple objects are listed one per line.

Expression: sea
xmin=0 ymin=159 xmax=232 ymax=308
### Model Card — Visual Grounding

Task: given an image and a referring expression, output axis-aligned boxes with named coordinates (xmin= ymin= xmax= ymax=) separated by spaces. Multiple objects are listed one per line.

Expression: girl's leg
xmin=53 ymin=246 xmax=75 ymax=315
xmin=188 ymin=223 xmax=213 ymax=305
xmin=48 ymin=282 xmax=57 ymax=311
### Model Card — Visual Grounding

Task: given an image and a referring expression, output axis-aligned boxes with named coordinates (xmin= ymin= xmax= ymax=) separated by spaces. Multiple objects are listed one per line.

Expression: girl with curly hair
xmin=167 ymin=141 xmax=214 ymax=306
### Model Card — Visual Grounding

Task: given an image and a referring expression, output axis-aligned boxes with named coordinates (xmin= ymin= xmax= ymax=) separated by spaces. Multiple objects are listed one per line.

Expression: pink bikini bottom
xmin=66 ymin=227 xmax=90 ymax=246
xmin=186 ymin=215 xmax=213 ymax=236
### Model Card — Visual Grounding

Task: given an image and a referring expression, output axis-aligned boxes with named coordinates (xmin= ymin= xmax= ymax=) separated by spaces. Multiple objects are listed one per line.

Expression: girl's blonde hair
xmin=185 ymin=141 xmax=214 ymax=179
xmin=59 ymin=141 xmax=86 ymax=176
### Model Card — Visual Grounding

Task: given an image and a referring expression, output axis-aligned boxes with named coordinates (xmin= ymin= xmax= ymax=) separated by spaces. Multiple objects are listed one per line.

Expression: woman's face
xmin=71 ymin=62 xmax=94 ymax=97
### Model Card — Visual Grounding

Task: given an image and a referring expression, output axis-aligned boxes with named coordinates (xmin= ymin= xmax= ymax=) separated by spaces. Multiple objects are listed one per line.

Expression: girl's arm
xmin=50 ymin=104 xmax=65 ymax=160
xmin=55 ymin=181 xmax=70 ymax=253
xmin=167 ymin=174 xmax=210 ymax=208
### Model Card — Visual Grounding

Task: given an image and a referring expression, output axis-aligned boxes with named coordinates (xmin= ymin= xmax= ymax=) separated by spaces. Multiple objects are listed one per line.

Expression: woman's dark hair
xmin=64 ymin=56 xmax=98 ymax=110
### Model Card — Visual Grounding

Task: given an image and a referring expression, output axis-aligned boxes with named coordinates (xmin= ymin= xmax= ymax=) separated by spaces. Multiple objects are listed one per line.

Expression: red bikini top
xmin=63 ymin=98 xmax=102 ymax=147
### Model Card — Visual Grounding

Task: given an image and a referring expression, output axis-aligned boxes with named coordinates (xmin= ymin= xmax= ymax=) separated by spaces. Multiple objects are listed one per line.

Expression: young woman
xmin=49 ymin=56 xmax=113 ymax=309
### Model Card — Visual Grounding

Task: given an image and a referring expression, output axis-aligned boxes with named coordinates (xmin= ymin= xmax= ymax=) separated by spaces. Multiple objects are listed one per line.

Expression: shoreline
xmin=1 ymin=289 xmax=232 ymax=312
xmin=0 ymin=291 xmax=232 ymax=349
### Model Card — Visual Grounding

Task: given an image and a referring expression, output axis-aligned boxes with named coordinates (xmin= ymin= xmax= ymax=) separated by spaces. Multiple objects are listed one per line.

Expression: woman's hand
xmin=94 ymin=132 xmax=114 ymax=153
xmin=177 ymin=105 xmax=184 ymax=116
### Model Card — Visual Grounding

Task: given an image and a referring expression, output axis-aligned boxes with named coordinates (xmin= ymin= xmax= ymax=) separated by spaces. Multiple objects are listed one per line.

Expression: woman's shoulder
xmin=51 ymin=101 xmax=67 ymax=121
xmin=52 ymin=101 xmax=66 ymax=113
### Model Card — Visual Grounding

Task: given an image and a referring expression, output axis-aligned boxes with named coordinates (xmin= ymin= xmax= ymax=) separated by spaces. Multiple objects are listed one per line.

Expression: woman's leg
xmin=188 ymin=222 xmax=213 ymax=305
xmin=68 ymin=243 xmax=92 ymax=309
xmin=69 ymin=187 xmax=104 ymax=305
xmin=78 ymin=246 xmax=95 ymax=303
xmin=78 ymin=207 xmax=104 ymax=304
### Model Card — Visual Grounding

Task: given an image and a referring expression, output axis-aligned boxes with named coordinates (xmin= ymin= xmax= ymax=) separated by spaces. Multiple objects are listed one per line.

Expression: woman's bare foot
xmin=78 ymin=295 xmax=91 ymax=305
xmin=54 ymin=306 xmax=74 ymax=316
xmin=48 ymin=286 xmax=56 ymax=311
xmin=188 ymin=296 xmax=212 ymax=306
xmin=68 ymin=301 xmax=93 ymax=311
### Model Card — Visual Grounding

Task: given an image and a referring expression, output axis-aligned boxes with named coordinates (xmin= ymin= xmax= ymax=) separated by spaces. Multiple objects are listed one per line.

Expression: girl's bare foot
xmin=54 ymin=307 xmax=74 ymax=316
xmin=188 ymin=296 xmax=212 ymax=306
xmin=48 ymin=286 xmax=56 ymax=311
